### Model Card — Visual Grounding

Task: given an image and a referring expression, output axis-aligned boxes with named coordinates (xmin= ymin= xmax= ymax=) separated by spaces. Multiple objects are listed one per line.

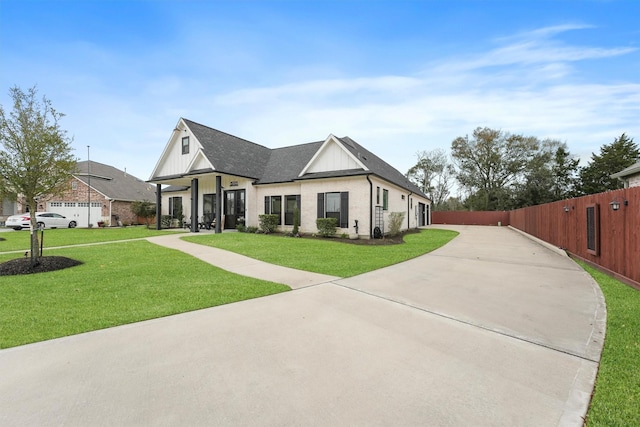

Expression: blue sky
xmin=1 ymin=0 xmax=638 ymax=189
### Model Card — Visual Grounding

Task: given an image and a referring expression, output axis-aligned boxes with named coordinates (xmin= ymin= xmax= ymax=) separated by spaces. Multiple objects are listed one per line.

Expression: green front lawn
xmin=0 ymin=240 xmax=288 ymax=349
xmin=183 ymin=228 xmax=459 ymax=277
xmin=582 ymin=261 xmax=640 ymax=426
xmin=0 ymin=226 xmax=181 ymax=252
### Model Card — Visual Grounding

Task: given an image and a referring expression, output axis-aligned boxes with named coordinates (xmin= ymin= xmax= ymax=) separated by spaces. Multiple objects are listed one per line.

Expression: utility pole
xmin=87 ymin=145 xmax=91 ymax=228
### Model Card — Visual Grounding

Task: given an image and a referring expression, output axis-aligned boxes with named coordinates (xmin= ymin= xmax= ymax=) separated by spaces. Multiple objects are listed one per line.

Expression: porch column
xmin=155 ymin=184 xmax=162 ymax=230
xmin=191 ymin=178 xmax=199 ymax=233
xmin=215 ymin=175 xmax=222 ymax=233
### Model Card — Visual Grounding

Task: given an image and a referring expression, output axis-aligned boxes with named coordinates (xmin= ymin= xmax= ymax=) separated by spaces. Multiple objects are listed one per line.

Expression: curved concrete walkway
xmin=0 ymin=225 xmax=605 ymax=426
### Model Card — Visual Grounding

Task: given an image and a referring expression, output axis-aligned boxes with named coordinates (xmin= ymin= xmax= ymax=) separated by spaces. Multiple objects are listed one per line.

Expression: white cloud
xmin=3 ymin=22 xmax=637 ymax=184
xmin=203 ymin=24 xmax=639 ymax=177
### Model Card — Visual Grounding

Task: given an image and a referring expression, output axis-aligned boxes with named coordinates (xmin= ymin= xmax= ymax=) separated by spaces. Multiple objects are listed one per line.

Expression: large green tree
xmin=451 ymin=127 xmax=538 ymax=211
xmin=577 ymin=133 xmax=639 ymax=195
xmin=406 ymin=148 xmax=454 ymax=209
xmin=0 ymin=86 xmax=77 ymax=265
xmin=513 ymin=140 xmax=580 ymax=207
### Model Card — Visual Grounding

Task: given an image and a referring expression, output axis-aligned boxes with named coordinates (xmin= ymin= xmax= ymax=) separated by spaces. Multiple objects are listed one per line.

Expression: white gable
xmin=300 ymin=135 xmax=367 ymax=176
xmin=187 ymin=150 xmax=214 ymax=172
xmin=150 ymin=119 xmax=203 ymax=179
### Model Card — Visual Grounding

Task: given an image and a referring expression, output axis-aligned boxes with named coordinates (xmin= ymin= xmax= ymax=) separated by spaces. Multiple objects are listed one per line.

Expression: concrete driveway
xmin=0 ymin=225 xmax=605 ymax=426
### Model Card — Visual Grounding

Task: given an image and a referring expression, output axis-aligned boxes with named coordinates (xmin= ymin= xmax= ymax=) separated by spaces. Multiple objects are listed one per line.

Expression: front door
xmin=224 ymin=189 xmax=245 ymax=229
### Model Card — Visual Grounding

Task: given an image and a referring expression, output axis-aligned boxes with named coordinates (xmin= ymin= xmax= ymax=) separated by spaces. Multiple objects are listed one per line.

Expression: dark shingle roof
xmin=258 ymin=141 xmax=323 ymax=184
xmin=184 ymin=119 xmax=271 ymax=179
xmin=76 ymin=161 xmax=156 ymax=202
xmin=177 ymin=119 xmax=428 ymax=200
xmin=337 ymin=137 xmax=426 ymax=197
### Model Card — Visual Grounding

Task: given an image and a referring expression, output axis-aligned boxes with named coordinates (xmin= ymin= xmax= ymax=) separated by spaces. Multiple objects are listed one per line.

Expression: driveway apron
xmin=0 ymin=225 xmax=605 ymax=426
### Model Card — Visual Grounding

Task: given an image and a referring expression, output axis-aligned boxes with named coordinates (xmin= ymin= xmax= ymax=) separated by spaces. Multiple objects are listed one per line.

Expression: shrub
xmin=236 ymin=218 xmax=246 ymax=232
xmin=258 ymin=214 xmax=279 ymax=234
xmin=131 ymin=200 xmax=156 ymax=228
xmin=388 ymin=212 xmax=405 ymax=237
xmin=316 ymin=217 xmax=337 ymax=237
xmin=292 ymin=206 xmax=300 ymax=236
xmin=246 ymin=226 xmax=258 ymax=234
xmin=161 ymin=215 xmax=172 ymax=228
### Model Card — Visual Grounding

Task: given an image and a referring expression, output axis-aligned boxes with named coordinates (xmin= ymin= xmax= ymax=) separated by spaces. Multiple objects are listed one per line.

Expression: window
xmin=264 ymin=196 xmax=282 ymax=225
xmin=285 ymin=195 xmax=301 ymax=226
xmin=383 ymin=189 xmax=389 ymax=210
xmin=182 ymin=136 xmax=189 ymax=155
xmin=586 ymin=204 xmax=600 ymax=256
xmin=169 ymin=196 xmax=183 ymax=219
xmin=72 ymin=181 xmax=78 ymax=190
xmin=51 ymin=202 xmax=63 ymax=207
xmin=376 ymin=186 xmax=380 ymax=205
xmin=317 ymin=192 xmax=349 ymax=228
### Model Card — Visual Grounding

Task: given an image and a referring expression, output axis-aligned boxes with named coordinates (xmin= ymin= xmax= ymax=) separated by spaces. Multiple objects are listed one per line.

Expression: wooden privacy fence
xmin=510 ymin=187 xmax=640 ymax=289
xmin=431 ymin=187 xmax=639 ymax=288
xmin=432 ymin=211 xmax=510 ymax=226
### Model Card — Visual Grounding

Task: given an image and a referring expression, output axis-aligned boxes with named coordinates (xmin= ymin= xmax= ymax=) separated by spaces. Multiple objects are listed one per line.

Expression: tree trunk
xmin=28 ymin=198 xmax=41 ymax=266
xmin=30 ymin=227 xmax=40 ymax=266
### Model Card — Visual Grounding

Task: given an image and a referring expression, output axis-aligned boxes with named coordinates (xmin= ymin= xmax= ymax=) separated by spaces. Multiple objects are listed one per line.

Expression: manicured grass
xmin=183 ymin=229 xmax=459 ymax=277
xmin=0 ymin=240 xmax=288 ymax=349
xmin=580 ymin=262 xmax=640 ymax=426
xmin=0 ymin=226 xmax=182 ymax=252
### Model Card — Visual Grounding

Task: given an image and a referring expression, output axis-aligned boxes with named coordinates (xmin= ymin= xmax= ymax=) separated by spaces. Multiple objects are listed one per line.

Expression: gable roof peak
xmin=182 ymin=118 xmax=269 ymax=151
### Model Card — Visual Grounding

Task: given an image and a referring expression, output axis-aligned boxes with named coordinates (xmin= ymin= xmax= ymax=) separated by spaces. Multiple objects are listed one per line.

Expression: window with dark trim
xmin=376 ymin=186 xmax=380 ymax=205
xmin=317 ymin=192 xmax=349 ymax=228
xmin=383 ymin=189 xmax=389 ymax=210
xmin=182 ymin=136 xmax=189 ymax=155
xmin=285 ymin=195 xmax=301 ymax=226
xmin=264 ymin=195 xmax=282 ymax=225
xmin=586 ymin=204 xmax=600 ymax=256
xmin=169 ymin=196 xmax=183 ymax=219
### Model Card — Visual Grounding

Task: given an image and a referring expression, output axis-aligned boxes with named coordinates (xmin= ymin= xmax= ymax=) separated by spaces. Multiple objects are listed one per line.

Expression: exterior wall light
xmin=563 ymin=206 xmax=569 ymax=213
xmin=610 ymin=200 xmax=620 ymax=211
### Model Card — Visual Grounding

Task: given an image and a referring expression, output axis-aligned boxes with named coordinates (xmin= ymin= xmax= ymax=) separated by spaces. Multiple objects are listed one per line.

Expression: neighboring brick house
xmin=149 ymin=118 xmax=432 ymax=237
xmin=611 ymin=161 xmax=640 ymax=188
xmin=25 ymin=161 xmax=156 ymax=227
xmin=0 ymin=198 xmax=18 ymax=226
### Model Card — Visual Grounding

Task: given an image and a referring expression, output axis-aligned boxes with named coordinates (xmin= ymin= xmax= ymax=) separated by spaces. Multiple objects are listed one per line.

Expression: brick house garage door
xmin=47 ymin=202 xmax=102 ymax=228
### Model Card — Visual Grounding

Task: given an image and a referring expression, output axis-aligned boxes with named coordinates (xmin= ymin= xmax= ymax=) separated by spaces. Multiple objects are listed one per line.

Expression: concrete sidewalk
xmin=0 ymin=225 xmax=605 ymax=426
xmin=147 ymin=233 xmax=339 ymax=289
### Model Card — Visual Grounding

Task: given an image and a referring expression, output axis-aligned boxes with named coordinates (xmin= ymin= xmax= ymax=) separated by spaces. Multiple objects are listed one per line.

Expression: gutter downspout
xmin=366 ymin=174 xmax=373 ymax=238
xmin=407 ymin=191 xmax=413 ymax=230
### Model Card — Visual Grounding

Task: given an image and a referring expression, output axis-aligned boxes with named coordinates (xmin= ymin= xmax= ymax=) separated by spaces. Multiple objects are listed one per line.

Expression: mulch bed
xmin=296 ymin=228 xmax=419 ymax=245
xmin=0 ymin=256 xmax=83 ymax=276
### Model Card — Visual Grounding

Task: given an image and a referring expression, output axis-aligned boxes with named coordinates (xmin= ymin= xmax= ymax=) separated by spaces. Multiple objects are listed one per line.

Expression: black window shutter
xmin=317 ymin=193 xmax=324 ymax=218
xmin=264 ymin=196 xmax=270 ymax=214
xmin=340 ymin=192 xmax=349 ymax=228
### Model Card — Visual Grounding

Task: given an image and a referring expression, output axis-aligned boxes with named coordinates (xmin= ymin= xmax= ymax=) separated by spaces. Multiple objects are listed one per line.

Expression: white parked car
xmin=5 ymin=212 xmax=77 ymax=230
